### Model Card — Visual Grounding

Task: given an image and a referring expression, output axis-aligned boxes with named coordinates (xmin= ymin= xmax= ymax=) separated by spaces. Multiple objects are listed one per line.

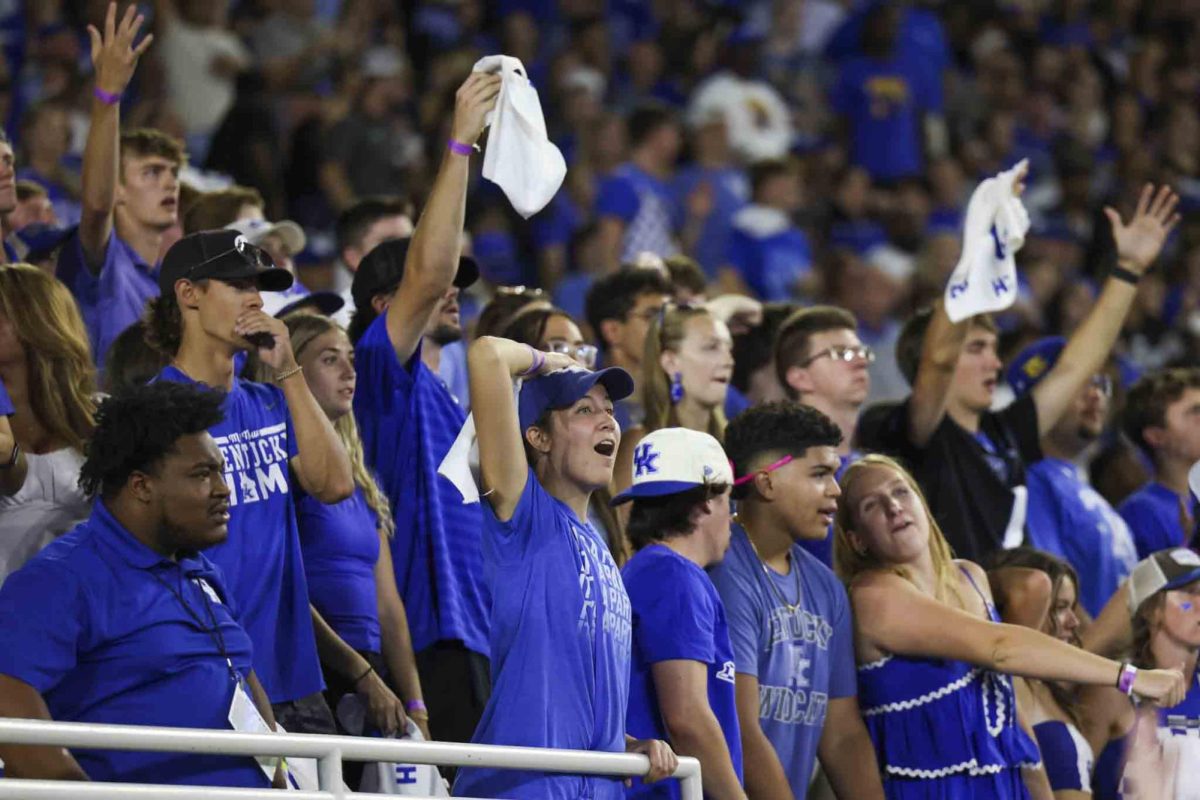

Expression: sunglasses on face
xmin=800 ymin=345 xmax=876 ymax=367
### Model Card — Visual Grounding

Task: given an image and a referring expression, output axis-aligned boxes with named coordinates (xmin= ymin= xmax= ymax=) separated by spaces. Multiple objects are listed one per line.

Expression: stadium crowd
xmin=0 ymin=0 xmax=1196 ymax=798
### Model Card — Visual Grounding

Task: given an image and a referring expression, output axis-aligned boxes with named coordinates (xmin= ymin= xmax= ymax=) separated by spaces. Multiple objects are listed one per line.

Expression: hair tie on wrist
xmin=405 ymin=699 xmax=427 ymax=713
xmin=353 ymin=664 xmax=374 ymax=686
xmin=519 ymin=346 xmax=545 ymax=377
xmin=93 ymin=87 xmax=121 ymax=106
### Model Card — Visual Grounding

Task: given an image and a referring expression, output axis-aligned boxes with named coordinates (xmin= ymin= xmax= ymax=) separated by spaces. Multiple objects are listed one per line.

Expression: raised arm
xmin=906 ymin=299 xmax=968 ymax=448
xmin=651 ymin=660 xmax=747 ymax=800
xmin=79 ymin=3 xmax=152 ymax=269
xmin=385 ymin=73 xmax=500 ymax=365
xmin=850 ymin=573 xmax=1186 ymax=704
xmin=0 ymin=674 xmax=90 ymax=780
xmin=468 ymin=337 xmax=574 ymax=521
xmin=1031 ymin=185 xmax=1179 ymax=436
xmin=234 ymin=313 xmax=353 ymax=503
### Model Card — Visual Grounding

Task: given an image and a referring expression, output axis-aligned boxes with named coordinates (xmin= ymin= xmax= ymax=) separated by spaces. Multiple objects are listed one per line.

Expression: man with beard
xmin=1006 ymin=338 xmax=1138 ymax=617
xmin=349 ymin=71 xmax=499 ymax=746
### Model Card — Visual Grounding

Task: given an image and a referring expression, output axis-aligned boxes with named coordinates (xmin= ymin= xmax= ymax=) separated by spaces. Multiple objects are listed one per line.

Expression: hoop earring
xmin=669 ymin=372 xmax=684 ymax=404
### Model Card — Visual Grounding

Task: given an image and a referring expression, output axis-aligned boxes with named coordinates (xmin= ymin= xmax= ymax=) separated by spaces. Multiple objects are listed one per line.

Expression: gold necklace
xmin=738 ymin=515 xmax=802 ymax=613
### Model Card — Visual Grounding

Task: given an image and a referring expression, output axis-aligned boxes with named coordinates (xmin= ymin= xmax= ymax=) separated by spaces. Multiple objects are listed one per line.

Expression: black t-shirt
xmin=856 ymin=394 xmax=1043 ymax=563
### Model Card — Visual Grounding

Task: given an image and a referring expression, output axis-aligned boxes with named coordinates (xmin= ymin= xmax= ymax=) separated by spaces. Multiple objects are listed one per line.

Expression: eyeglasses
xmin=1088 ymin=374 xmax=1113 ymax=397
xmin=187 ymin=236 xmax=273 ymax=279
xmin=546 ymin=341 xmax=598 ymax=368
xmin=800 ymin=345 xmax=875 ymax=367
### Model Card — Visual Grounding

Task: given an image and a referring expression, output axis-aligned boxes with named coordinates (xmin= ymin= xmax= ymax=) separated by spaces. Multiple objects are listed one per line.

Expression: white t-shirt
xmin=0 ymin=448 xmax=89 ymax=586
xmin=160 ymin=18 xmax=250 ymax=135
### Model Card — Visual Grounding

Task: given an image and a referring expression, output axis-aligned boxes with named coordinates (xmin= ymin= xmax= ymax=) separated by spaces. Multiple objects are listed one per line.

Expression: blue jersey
xmin=454 ymin=470 xmax=631 ymax=800
xmin=0 ymin=502 xmax=267 ymax=786
xmin=1119 ymin=482 xmax=1197 ymax=559
xmin=297 ymin=486 xmax=381 ymax=653
xmin=1026 ymin=458 xmax=1138 ymax=617
xmin=596 ymin=163 xmax=680 ymax=263
xmin=154 ymin=366 xmax=322 ymax=704
xmin=709 ymin=526 xmax=857 ymax=799
xmin=671 ymin=165 xmax=749 ymax=276
xmin=353 ymin=316 xmax=489 ymax=656
xmin=57 ymin=229 xmax=159 ymax=371
xmin=623 ymin=545 xmax=743 ymax=799
xmin=725 ymin=206 xmax=813 ymax=301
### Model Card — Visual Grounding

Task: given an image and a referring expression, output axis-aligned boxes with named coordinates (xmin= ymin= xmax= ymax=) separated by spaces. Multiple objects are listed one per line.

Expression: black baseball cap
xmin=351 ymin=238 xmax=478 ymax=313
xmin=158 ymin=230 xmax=295 ymax=294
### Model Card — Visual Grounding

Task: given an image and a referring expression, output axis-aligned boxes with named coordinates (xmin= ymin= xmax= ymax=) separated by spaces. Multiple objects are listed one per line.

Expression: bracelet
xmin=275 ymin=365 xmax=303 ymax=382
xmin=0 ymin=441 xmax=19 ymax=470
xmin=1117 ymin=661 xmax=1138 ymax=696
xmin=1110 ymin=265 xmax=1141 ymax=286
xmin=518 ymin=346 xmax=545 ymax=377
xmin=405 ymin=699 xmax=427 ymax=713
xmin=93 ymin=86 xmax=121 ymax=106
xmin=407 ymin=709 xmax=430 ymax=722
xmin=447 ymin=139 xmax=475 ymax=157
xmin=353 ymin=664 xmax=374 ymax=686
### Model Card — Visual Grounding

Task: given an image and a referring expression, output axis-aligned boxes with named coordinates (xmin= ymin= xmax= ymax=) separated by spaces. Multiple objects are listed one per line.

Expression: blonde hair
xmin=643 ymin=305 xmax=727 ymax=439
xmin=833 ymin=454 xmax=961 ymax=603
xmin=273 ymin=313 xmax=394 ymax=536
xmin=0 ymin=264 xmax=96 ymax=452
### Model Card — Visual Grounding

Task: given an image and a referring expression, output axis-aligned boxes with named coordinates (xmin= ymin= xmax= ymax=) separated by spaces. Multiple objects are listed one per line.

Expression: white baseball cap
xmin=1128 ymin=547 xmax=1200 ymax=614
xmin=611 ymin=427 xmax=733 ymax=506
xmin=225 ymin=218 xmax=307 ymax=256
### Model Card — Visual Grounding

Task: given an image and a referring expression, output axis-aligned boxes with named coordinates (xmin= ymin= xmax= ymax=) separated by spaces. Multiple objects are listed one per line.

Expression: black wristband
xmin=1110 ymin=265 xmax=1141 ymax=286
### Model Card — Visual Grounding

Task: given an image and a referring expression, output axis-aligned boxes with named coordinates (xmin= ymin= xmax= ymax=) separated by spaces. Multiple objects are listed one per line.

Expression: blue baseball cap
xmin=610 ymin=428 xmax=733 ymax=506
xmin=518 ymin=365 xmax=634 ymax=433
xmin=1006 ymin=337 xmax=1066 ymax=396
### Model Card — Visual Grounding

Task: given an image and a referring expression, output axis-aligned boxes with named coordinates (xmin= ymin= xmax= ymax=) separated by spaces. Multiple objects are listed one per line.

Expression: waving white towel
xmin=438 ymin=379 xmax=524 ymax=504
xmin=944 ymin=159 xmax=1030 ymax=323
xmin=472 ymin=55 xmax=566 ymax=219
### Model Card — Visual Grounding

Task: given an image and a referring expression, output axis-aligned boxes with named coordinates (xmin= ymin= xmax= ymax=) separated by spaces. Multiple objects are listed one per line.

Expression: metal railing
xmin=0 ymin=718 xmax=702 ymax=800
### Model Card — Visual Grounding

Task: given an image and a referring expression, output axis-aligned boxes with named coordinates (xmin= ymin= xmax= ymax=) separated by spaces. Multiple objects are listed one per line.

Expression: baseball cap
xmin=225 ymin=217 xmax=307 ymax=255
xmin=1006 ymin=337 xmax=1066 ymax=396
xmin=1128 ymin=548 xmax=1200 ymax=614
xmin=267 ymin=291 xmax=346 ymax=319
xmin=611 ymin=428 xmax=733 ymax=506
xmin=351 ymin=238 xmax=479 ymax=313
xmin=159 ymin=229 xmax=294 ymax=293
xmin=517 ymin=365 xmax=634 ymax=433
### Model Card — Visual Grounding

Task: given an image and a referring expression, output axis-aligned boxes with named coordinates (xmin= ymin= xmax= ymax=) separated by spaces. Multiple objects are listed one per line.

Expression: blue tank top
xmin=1033 ymin=719 xmax=1093 ymax=792
xmin=856 ymin=567 xmax=1040 ymax=797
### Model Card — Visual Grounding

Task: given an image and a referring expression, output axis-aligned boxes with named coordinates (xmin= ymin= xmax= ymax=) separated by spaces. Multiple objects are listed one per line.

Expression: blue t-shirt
xmin=596 ymin=163 xmax=680 ymax=263
xmin=154 ymin=366 xmax=322 ymax=704
xmin=623 ymin=545 xmax=743 ymax=800
xmin=297 ymin=486 xmax=382 ymax=653
xmin=56 ymin=229 xmax=159 ymax=371
xmin=454 ymin=470 xmax=631 ymax=800
xmin=709 ymin=526 xmax=857 ymax=799
xmin=670 ymin=165 xmax=749 ymax=276
xmin=830 ymin=53 xmax=941 ymax=182
xmin=1119 ymin=482 xmax=1197 ymax=560
xmin=725 ymin=207 xmax=813 ymax=302
xmin=353 ymin=315 xmax=488 ymax=656
xmin=0 ymin=502 xmax=267 ymax=787
xmin=1026 ymin=458 xmax=1139 ymax=617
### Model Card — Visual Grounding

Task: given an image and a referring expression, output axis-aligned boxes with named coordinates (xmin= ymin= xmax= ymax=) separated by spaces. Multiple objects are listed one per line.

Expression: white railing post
xmin=316 ymin=747 xmax=343 ymax=798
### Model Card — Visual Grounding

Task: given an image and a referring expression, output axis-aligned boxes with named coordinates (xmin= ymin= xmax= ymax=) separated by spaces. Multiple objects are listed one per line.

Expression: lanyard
xmin=150 ymin=566 xmax=240 ymax=685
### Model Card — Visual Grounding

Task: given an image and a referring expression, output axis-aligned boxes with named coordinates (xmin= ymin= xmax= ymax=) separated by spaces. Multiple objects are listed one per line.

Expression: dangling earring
xmin=669 ymin=372 xmax=684 ymax=404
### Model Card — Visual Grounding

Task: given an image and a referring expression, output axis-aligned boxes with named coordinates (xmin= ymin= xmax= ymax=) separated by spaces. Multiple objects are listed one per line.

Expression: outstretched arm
xmin=1032 ymin=185 xmax=1179 ymax=436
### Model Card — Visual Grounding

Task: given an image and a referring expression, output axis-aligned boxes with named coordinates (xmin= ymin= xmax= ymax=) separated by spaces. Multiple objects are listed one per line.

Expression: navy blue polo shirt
xmin=56 ymin=229 xmax=159 ymax=371
xmin=0 ymin=501 xmax=268 ymax=787
xmin=154 ymin=365 xmax=323 ymax=704
xmin=353 ymin=316 xmax=489 ymax=656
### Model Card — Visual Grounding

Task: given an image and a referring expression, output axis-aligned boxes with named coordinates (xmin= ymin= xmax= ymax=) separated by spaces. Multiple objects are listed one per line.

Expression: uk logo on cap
xmin=612 ymin=428 xmax=733 ymax=506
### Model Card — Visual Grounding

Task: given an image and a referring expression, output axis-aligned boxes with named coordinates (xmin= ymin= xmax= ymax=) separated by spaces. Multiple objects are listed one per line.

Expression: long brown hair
xmin=263 ymin=313 xmax=394 ymax=536
xmin=0 ymin=264 xmax=96 ymax=452
xmin=1131 ymin=592 xmax=1168 ymax=671
xmin=643 ymin=304 xmax=727 ymax=440
xmin=833 ymin=454 xmax=961 ymax=604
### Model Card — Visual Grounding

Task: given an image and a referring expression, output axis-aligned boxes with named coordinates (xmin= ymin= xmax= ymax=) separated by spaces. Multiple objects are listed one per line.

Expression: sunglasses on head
xmin=187 ymin=236 xmax=273 ymax=280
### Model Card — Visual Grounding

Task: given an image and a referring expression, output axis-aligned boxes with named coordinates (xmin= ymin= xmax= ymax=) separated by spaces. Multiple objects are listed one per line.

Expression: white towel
xmin=944 ymin=159 xmax=1030 ymax=323
xmin=472 ymin=55 xmax=566 ymax=219
xmin=437 ymin=379 xmax=523 ymax=504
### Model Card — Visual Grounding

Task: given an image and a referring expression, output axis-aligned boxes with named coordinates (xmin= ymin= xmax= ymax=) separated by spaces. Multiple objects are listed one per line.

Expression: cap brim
xmin=594 ymin=366 xmax=635 ymax=404
xmin=276 ymin=291 xmax=345 ymax=318
xmin=454 ymin=255 xmax=480 ymax=289
xmin=611 ymin=480 xmax=705 ymax=506
xmin=255 ymin=267 xmax=295 ymax=293
xmin=1161 ymin=568 xmax=1200 ymax=595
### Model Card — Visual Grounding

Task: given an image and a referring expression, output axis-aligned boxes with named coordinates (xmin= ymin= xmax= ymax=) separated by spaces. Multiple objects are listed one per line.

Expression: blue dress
xmin=856 ymin=568 xmax=1041 ymax=799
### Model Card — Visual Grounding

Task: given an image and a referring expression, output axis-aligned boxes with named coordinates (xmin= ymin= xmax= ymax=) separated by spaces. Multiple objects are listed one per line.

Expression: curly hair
xmin=724 ymin=401 xmax=843 ymax=500
xmin=79 ymin=381 xmax=226 ymax=499
xmin=143 ymin=282 xmax=195 ymax=356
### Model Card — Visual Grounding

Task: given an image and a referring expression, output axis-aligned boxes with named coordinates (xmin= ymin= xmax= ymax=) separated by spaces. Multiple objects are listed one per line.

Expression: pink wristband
xmin=405 ymin=699 xmax=427 ymax=713
xmin=1117 ymin=662 xmax=1138 ymax=696
xmin=447 ymin=139 xmax=474 ymax=157
xmin=93 ymin=86 xmax=121 ymax=106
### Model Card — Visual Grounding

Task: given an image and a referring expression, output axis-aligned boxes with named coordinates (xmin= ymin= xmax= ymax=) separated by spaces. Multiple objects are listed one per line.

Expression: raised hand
xmin=449 ymin=72 xmax=503 ymax=148
xmin=87 ymin=2 xmax=153 ymax=97
xmin=1105 ymin=184 xmax=1181 ymax=275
